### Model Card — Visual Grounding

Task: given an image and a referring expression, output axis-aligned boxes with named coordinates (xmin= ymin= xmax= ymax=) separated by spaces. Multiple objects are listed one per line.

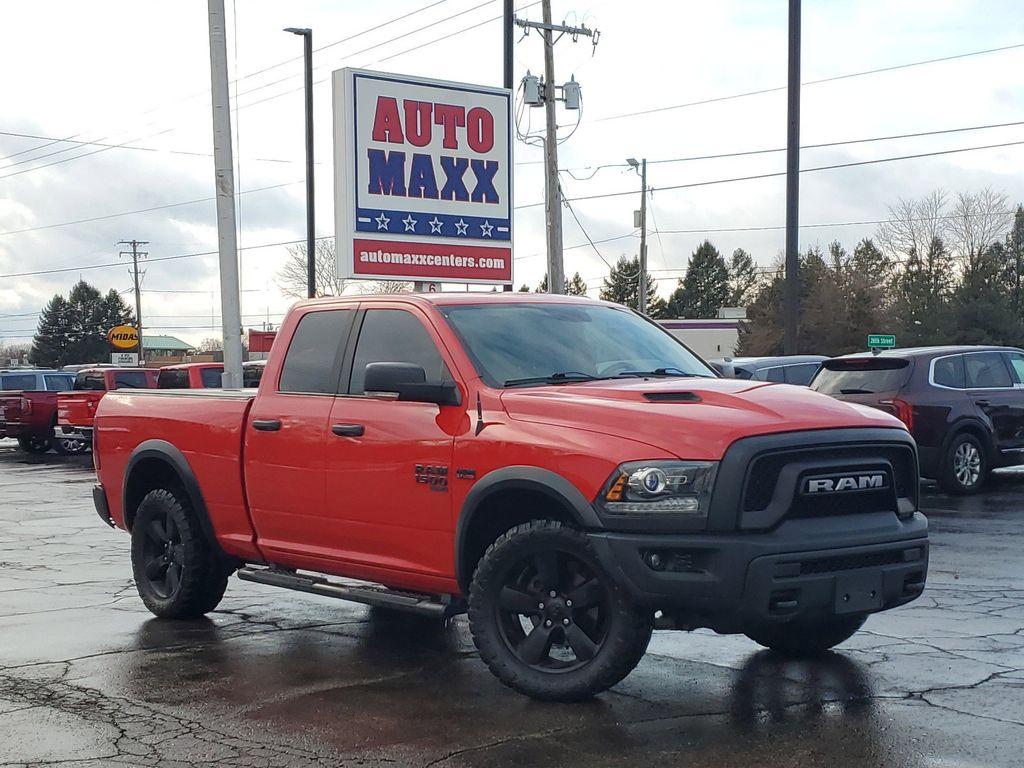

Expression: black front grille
xmin=796 ymin=549 xmax=905 ymax=575
xmin=742 ymin=443 xmax=917 ymax=514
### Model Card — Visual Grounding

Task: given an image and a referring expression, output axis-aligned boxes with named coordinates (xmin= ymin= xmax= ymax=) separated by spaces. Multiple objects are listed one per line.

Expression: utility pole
xmin=207 ymin=0 xmax=245 ymax=388
xmin=540 ymin=0 xmax=564 ymax=294
xmin=783 ymin=0 xmax=801 ymax=354
xmin=284 ymin=27 xmax=315 ymax=298
xmin=118 ymin=239 xmax=148 ymax=364
xmin=515 ymin=4 xmax=597 ymax=295
xmin=627 ymin=159 xmax=648 ymax=313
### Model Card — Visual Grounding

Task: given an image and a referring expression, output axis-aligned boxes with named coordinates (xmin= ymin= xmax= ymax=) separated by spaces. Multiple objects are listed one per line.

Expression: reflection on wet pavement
xmin=1 ymin=441 xmax=1022 ymax=767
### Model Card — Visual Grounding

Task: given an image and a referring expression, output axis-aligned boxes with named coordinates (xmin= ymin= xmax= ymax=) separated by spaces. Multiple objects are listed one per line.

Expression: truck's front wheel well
xmin=123 ymin=458 xmax=188 ymax=531
xmin=458 ymin=488 xmax=578 ymax=592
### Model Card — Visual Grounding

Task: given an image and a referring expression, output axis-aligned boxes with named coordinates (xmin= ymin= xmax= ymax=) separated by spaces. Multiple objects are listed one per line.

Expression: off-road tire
xmin=130 ymin=489 xmax=229 ymax=619
xmin=17 ymin=433 xmax=52 ymax=453
xmin=468 ymin=519 xmax=653 ymax=701
xmin=745 ymin=615 xmax=866 ymax=656
xmin=938 ymin=432 xmax=988 ymax=495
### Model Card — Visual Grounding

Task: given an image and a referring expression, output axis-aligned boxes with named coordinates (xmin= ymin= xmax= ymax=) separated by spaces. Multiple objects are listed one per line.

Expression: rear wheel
xmin=468 ymin=520 xmax=652 ymax=701
xmin=17 ymin=433 xmax=51 ymax=453
xmin=130 ymin=489 xmax=230 ymax=618
xmin=745 ymin=615 xmax=866 ymax=656
xmin=939 ymin=432 xmax=988 ymax=495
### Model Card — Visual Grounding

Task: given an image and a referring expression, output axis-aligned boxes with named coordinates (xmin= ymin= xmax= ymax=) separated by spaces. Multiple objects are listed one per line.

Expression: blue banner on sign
xmin=355 ymin=208 xmax=511 ymax=241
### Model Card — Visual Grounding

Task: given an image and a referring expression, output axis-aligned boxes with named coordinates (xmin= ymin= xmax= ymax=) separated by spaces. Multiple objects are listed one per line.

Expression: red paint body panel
xmin=94 ymin=294 xmax=908 ymax=598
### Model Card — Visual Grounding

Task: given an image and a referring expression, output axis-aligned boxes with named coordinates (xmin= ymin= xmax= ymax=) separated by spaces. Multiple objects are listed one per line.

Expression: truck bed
xmin=96 ymin=389 xmax=261 ymax=561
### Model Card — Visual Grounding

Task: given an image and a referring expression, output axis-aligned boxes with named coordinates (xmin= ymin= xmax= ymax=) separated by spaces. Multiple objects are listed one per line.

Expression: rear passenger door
xmin=244 ymin=308 xmax=356 ymax=562
xmin=964 ymin=351 xmax=1021 ymax=453
xmin=998 ymin=351 xmax=1024 ymax=452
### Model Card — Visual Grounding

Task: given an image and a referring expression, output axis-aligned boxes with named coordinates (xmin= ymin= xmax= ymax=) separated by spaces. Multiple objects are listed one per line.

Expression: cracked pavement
xmin=1 ymin=438 xmax=1022 ymax=767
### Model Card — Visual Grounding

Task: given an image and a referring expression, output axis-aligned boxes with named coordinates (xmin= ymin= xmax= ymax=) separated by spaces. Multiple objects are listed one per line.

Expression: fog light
xmin=645 ymin=551 xmax=665 ymax=570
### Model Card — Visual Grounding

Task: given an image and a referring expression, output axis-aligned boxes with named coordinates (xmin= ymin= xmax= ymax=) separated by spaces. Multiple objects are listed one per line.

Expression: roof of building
xmin=142 ymin=335 xmax=193 ymax=351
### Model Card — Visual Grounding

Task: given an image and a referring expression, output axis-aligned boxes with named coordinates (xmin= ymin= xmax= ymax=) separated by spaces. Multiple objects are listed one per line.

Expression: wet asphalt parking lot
xmin=1 ymin=438 xmax=1022 ymax=768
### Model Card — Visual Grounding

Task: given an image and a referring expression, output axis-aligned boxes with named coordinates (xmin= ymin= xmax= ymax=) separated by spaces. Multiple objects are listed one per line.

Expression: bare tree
xmin=946 ymin=187 xmax=1011 ymax=266
xmin=277 ymin=240 xmax=347 ymax=298
xmin=197 ymin=337 xmax=223 ymax=353
xmin=0 ymin=342 xmax=30 ymax=365
xmin=876 ymin=189 xmax=948 ymax=261
xmin=355 ymin=280 xmax=413 ymax=294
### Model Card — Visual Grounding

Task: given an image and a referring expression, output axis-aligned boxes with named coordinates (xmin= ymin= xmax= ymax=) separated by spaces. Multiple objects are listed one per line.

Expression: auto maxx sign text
xmin=333 ymin=68 xmax=513 ymax=284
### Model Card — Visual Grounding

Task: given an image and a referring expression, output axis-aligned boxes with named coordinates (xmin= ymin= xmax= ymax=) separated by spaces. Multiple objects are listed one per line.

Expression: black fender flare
xmin=454 ymin=466 xmax=601 ymax=589
xmin=122 ymin=439 xmax=220 ymax=552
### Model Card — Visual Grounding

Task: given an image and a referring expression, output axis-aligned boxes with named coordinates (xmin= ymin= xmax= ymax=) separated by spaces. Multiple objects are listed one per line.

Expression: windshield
xmin=810 ymin=358 xmax=910 ymax=395
xmin=438 ymin=302 xmax=715 ymax=387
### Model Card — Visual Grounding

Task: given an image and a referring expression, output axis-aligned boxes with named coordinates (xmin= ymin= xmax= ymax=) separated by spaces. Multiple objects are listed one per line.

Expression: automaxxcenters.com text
xmin=358 ymin=249 xmax=506 ymax=271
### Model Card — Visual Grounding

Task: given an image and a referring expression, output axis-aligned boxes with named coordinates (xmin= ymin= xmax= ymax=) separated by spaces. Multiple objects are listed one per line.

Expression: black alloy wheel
xmin=140 ymin=509 xmax=186 ymax=600
xmin=496 ymin=548 xmax=610 ymax=672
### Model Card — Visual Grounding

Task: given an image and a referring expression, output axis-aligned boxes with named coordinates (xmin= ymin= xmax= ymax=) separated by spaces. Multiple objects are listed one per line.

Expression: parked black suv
xmin=810 ymin=346 xmax=1024 ymax=494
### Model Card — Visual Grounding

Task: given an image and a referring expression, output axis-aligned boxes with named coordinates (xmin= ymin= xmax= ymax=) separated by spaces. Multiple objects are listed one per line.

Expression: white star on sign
xmin=428 ymin=217 xmax=443 ymax=234
xmin=402 ymin=215 xmax=418 ymax=232
xmin=454 ymin=218 xmax=469 ymax=235
xmin=375 ymin=212 xmax=390 ymax=231
xmin=480 ymin=220 xmax=494 ymax=237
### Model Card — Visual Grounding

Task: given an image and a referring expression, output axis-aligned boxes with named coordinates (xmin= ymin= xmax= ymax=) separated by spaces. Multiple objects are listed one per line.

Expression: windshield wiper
xmin=504 ymin=371 xmax=600 ymax=387
xmin=616 ymin=367 xmax=714 ymax=378
xmin=839 ymin=387 xmax=874 ymax=394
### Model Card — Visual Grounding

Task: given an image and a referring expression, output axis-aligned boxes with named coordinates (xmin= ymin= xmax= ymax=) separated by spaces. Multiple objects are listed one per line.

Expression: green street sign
xmin=867 ymin=334 xmax=896 ymax=349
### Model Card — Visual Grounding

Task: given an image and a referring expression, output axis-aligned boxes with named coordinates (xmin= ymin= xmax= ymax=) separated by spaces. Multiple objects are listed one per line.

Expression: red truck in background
xmin=92 ymin=294 xmax=929 ymax=700
xmin=56 ymin=367 xmax=159 ymax=448
xmin=156 ymin=362 xmax=224 ymax=389
xmin=0 ymin=369 xmax=76 ymax=453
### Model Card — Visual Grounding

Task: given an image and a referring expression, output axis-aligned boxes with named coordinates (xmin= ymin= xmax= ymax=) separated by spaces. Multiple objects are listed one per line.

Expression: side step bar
xmin=236 ymin=566 xmax=453 ymax=618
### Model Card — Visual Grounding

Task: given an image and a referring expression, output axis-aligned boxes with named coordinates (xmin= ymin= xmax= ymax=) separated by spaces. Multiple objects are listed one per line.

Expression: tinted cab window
xmin=350 ymin=309 xmax=450 ymax=395
xmin=932 ymin=355 xmax=965 ymax=389
xmin=158 ymin=370 xmax=189 ymax=389
xmin=113 ymin=371 xmax=151 ymax=389
xmin=2 ymin=374 xmax=38 ymax=390
xmin=279 ymin=310 xmax=354 ymax=393
xmin=200 ymin=368 xmax=223 ymax=388
xmin=45 ymin=374 xmax=74 ymax=391
xmin=785 ymin=363 xmax=821 ymax=385
xmin=74 ymin=372 xmax=106 ymax=391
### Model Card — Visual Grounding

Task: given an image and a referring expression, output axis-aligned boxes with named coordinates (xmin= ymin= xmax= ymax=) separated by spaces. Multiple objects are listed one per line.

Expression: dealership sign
xmin=333 ymin=68 xmax=513 ymax=284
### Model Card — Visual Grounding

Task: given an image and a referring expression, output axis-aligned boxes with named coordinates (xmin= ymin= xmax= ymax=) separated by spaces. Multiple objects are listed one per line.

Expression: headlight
xmin=600 ymin=460 xmax=718 ymax=515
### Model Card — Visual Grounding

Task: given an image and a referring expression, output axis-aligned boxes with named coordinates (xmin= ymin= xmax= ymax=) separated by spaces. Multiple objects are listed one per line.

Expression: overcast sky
xmin=2 ymin=0 xmax=1023 ymax=347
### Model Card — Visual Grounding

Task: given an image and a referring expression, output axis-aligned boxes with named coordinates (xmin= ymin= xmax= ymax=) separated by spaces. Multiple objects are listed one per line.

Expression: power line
xmin=595 ymin=41 xmax=1024 ymax=123
xmin=0 ymin=180 xmax=302 ymax=237
xmin=562 ymin=196 xmax=614 ymax=270
xmin=514 ymin=139 xmax=1024 ymax=210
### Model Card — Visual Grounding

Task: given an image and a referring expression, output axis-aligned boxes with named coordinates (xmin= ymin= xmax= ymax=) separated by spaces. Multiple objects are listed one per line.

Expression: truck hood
xmin=499 ymin=377 xmax=903 ymax=459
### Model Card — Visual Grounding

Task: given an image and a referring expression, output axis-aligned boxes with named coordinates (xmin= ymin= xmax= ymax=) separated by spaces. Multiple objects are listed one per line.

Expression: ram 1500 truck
xmin=1 ymin=370 xmax=76 ymax=452
xmin=92 ymin=294 xmax=928 ymax=701
xmin=56 ymin=367 xmax=159 ymax=447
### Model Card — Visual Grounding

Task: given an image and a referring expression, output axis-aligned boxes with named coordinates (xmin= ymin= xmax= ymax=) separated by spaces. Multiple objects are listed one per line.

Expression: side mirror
xmin=363 ymin=362 xmax=460 ymax=406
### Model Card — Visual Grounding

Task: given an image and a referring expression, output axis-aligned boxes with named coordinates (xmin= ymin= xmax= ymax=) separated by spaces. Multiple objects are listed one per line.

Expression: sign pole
xmin=207 ymin=0 xmax=244 ymax=388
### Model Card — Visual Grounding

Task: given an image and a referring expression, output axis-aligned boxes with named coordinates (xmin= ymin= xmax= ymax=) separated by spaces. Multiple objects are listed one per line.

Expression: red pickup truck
xmin=1 ymin=369 xmax=76 ymax=453
xmin=92 ymin=294 xmax=928 ymax=700
xmin=56 ymin=367 xmax=159 ymax=447
xmin=156 ymin=362 xmax=224 ymax=389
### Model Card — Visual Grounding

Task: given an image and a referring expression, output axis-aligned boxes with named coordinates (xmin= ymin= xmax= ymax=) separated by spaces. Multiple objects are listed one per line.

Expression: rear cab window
xmin=810 ymin=358 xmax=911 ymax=395
xmin=279 ymin=309 xmax=355 ymax=394
xmin=113 ymin=371 xmax=150 ymax=389
xmin=2 ymin=374 xmax=37 ymax=390
xmin=75 ymin=372 xmax=106 ymax=391
xmin=158 ymin=370 xmax=190 ymax=389
xmin=45 ymin=374 xmax=74 ymax=391
xmin=200 ymin=368 xmax=223 ymax=388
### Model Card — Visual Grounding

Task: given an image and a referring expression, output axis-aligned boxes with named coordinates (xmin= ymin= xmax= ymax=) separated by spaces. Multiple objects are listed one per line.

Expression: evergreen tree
xmin=666 ymin=240 xmax=730 ymax=318
xmin=566 ymin=272 xmax=589 ymax=296
xmin=1003 ymin=204 xmax=1024 ymax=318
xmin=727 ymin=248 xmax=759 ymax=307
xmin=536 ymin=273 xmax=568 ymax=293
xmin=29 ymin=295 xmax=75 ymax=367
xmin=950 ymin=241 xmax=1024 ymax=345
xmin=517 ymin=284 xmax=531 ymax=292
xmin=892 ymin=237 xmax=955 ymax=345
xmin=598 ymin=255 xmax=658 ymax=314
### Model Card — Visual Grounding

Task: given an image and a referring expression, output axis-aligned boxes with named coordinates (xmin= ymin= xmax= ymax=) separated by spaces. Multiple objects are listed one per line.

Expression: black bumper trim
xmin=588 ymin=513 xmax=928 ymax=633
xmin=93 ymin=483 xmax=114 ymax=527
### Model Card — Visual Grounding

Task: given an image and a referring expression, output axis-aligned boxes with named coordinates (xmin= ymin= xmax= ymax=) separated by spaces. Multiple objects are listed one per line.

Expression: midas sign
xmin=333 ymin=68 xmax=512 ymax=285
xmin=108 ymin=325 xmax=139 ymax=350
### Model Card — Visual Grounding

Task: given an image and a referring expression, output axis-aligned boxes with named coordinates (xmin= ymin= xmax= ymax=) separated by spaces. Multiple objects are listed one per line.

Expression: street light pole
xmin=285 ymin=27 xmax=315 ymax=299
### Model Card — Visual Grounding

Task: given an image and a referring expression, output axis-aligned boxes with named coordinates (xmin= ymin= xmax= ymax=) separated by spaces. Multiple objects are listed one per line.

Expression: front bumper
xmin=588 ymin=511 xmax=928 ymax=633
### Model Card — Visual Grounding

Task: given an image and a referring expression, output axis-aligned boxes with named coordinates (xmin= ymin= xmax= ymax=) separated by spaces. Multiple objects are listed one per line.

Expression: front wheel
xmin=468 ymin=520 xmax=652 ymax=701
xmin=130 ymin=489 xmax=230 ymax=619
xmin=745 ymin=615 xmax=866 ymax=656
xmin=939 ymin=433 xmax=988 ymax=495
xmin=17 ymin=433 xmax=51 ymax=453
